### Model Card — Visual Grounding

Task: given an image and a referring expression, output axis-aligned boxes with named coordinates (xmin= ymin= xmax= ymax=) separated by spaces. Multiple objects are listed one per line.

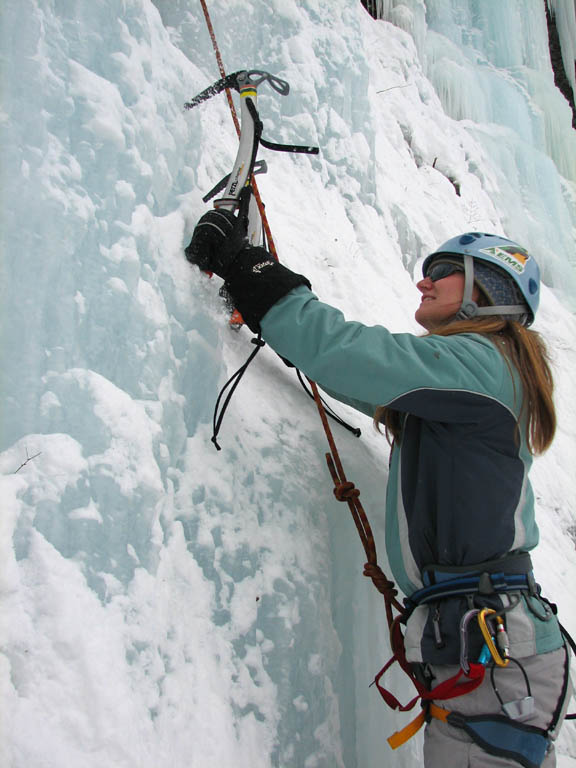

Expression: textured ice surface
xmin=1 ymin=1 xmax=575 ymax=766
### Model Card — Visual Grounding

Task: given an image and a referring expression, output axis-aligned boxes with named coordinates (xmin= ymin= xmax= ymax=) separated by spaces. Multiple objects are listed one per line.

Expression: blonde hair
xmin=375 ymin=316 xmax=556 ymax=455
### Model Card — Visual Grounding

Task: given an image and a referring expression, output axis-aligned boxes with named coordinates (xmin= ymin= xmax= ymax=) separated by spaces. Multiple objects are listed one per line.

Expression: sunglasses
xmin=425 ymin=262 xmax=464 ymax=282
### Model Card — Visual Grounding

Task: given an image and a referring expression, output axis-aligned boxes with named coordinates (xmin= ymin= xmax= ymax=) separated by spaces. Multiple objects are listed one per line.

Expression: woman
xmin=186 ymin=214 xmax=572 ymax=766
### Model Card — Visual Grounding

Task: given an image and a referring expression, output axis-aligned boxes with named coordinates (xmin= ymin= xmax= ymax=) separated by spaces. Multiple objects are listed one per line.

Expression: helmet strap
xmin=456 ymin=254 xmax=479 ymax=319
xmin=475 ymin=305 xmax=528 ymax=317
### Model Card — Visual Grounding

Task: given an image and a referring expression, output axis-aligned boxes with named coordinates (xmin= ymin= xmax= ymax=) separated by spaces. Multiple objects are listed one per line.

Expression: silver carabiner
xmin=459 ymin=608 xmax=480 ymax=674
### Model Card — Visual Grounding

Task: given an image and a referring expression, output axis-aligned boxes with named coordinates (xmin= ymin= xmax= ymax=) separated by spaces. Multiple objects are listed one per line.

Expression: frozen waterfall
xmin=1 ymin=1 xmax=575 ymax=766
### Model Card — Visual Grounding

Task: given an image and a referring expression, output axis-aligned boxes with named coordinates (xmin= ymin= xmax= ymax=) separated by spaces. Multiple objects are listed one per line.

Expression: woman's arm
xmin=261 ymin=286 xmax=510 ymax=420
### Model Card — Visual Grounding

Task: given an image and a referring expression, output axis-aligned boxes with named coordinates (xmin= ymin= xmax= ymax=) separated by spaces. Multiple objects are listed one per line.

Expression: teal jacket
xmin=261 ymin=286 xmax=562 ymax=664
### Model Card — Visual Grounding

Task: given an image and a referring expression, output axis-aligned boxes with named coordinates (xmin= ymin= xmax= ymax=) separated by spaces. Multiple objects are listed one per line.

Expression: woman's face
xmin=414 ymin=267 xmax=480 ymax=330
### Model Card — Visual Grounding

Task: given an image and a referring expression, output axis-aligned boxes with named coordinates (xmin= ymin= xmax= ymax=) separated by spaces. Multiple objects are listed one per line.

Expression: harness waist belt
xmin=405 ymin=552 xmax=535 ymax=613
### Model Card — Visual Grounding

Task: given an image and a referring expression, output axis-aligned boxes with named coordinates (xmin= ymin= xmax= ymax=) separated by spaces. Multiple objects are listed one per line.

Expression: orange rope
xmin=308 ymin=378 xmax=403 ymax=626
xmin=198 ymin=0 xmax=239 ymax=134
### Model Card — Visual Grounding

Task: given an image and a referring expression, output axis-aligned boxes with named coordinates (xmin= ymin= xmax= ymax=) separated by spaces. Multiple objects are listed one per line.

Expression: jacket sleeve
xmin=260 ymin=286 xmax=515 ymax=421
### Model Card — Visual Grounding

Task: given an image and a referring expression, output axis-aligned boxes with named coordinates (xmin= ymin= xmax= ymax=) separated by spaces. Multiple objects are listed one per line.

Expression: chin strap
xmin=457 ymin=254 xmax=528 ymax=322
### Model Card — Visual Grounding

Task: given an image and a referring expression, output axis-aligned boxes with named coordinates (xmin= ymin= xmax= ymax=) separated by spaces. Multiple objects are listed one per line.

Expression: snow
xmin=0 ymin=0 xmax=575 ymax=766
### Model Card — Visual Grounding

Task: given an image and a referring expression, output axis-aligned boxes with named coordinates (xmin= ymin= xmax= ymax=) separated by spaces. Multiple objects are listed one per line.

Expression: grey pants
xmin=423 ymin=647 xmax=572 ymax=767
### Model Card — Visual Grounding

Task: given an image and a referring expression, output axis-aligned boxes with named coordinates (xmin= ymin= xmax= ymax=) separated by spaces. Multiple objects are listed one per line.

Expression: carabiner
xmin=459 ymin=608 xmax=480 ymax=674
xmin=478 ymin=608 xmax=509 ymax=667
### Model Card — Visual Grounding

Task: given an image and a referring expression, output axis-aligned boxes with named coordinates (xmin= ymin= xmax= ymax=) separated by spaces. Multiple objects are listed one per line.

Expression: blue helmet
xmin=422 ymin=233 xmax=540 ymax=326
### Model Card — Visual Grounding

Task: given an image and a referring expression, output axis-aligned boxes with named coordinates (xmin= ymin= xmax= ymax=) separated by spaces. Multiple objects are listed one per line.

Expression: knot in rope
xmin=333 ymin=481 xmax=360 ymax=502
xmin=363 ymin=562 xmax=399 ymax=600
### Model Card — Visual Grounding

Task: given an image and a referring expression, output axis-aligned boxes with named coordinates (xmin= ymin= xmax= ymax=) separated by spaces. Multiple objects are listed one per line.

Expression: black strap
xmin=210 ymin=338 xmax=361 ymax=449
xmin=244 ymin=99 xmax=319 ymax=155
xmin=212 ymin=335 xmax=265 ymax=450
xmin=295 ymin=369 xmax=361 ymax=437
xmin=404 ymin=573 xmax=533 ymax=613
xmin=560 ymin=621 xmax=576 ymax=658
xmin=260 ymin=136 xmax=319 ymax=155
xmin=559 ymin=623 xmax=576 ymax=721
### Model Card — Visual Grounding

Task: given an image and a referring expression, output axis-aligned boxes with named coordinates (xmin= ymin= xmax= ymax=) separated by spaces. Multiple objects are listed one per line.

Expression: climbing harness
xmin=427 ymin=702 xmax=550 ymax=768
xmin=419 ymin=635 xmax=575 ymax=768
xmin=402 ymin=552 xmax=538 ymax=614
xmin=372 ymin=549 xmax=576 ymax=757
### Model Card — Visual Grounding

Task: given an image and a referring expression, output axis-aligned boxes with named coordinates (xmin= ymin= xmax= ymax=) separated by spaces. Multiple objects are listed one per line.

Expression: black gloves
xmin=185 ymin=207 xmax=248 ymax=279
xmin=224 ymin=247 xmax=311 ymax=332
xmin=186 ymin=207 xmax=311 ymax=333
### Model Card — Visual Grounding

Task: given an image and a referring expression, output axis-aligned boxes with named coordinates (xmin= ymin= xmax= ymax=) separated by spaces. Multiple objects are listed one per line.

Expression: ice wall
xmin=373 ymin=0 xmax=576 ymax=297
xmin=1 ymin=1 xmax=575 ymax=767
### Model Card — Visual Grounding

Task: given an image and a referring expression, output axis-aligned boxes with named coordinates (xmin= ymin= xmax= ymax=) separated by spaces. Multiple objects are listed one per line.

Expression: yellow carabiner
xmin=478 ymin=608 xmax=509 ymax=667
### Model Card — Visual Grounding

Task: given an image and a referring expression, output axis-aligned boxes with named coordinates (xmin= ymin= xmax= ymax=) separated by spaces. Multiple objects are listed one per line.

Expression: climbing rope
xmin=198 ymin=0 xmax=239 ymax=132
xmin=198 ymin=0 xmax=402 ymax=629
xmin=308 ymin=378 xmax=403 ymax=626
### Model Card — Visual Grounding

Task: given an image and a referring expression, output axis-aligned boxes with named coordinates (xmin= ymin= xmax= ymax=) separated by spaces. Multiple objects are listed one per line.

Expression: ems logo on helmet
xmin=479 ymin=245 xmax=530 ymax=274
